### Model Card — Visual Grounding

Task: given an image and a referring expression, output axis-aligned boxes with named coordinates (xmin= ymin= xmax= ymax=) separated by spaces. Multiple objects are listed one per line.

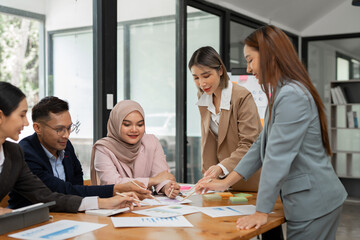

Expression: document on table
xmin=8 ymin=220 xmax=106 ymax=240
xmin=179 ymin=184 xmax=215 ymax=196
xmin=200 ymin=205 xmax=256 ymax=218
xmin=111 ymin=216 xmax=193 ymax=227
xmin=141 ymin=196 xmax=191 ymax=206
xmin=85 ymin=207 xmax=130 ymax=217
xmin=133 ymin=205 xmax=200 ymax=218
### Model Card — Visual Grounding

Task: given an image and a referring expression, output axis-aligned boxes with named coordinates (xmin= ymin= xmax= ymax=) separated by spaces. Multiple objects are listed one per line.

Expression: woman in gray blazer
xmin=197 ymin=25 xmax=347 ymax=240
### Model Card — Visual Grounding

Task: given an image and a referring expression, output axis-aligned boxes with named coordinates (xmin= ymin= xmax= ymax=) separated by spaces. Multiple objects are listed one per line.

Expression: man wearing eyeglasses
xmin=9 ymin=96 xmax=151 ymax=209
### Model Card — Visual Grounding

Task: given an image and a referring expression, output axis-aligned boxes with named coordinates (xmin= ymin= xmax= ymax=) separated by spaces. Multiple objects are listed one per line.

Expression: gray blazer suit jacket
xmin=234 ymin=81 xmax=347 ymax=221
xmin=0 ymin=141 xmax=82 ymax=212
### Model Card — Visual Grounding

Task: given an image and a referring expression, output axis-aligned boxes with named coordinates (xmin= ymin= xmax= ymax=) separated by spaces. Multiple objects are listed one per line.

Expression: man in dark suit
xmin=9 ymin=96 xmax=150 ymax=209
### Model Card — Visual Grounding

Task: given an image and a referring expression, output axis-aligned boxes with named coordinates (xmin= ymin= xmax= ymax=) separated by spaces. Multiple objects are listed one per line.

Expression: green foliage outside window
xmin=0 ymin=14 xmax=39 ymax=107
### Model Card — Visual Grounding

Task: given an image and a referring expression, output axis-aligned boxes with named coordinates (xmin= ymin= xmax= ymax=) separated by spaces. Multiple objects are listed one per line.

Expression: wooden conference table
xmin=1 ymin=193 xmax=285 ymax=240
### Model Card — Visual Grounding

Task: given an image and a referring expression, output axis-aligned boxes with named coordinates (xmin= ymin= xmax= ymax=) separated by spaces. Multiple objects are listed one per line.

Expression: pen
xmin=131 ymin=180 xmax=148 ymax=190
xmin=115 ymin=192 xmax=141 ymax=203
xmin=169 ymin=187 xmax=174 ymax=197
xmin=131 ymin=180 xmax=161 ymax=203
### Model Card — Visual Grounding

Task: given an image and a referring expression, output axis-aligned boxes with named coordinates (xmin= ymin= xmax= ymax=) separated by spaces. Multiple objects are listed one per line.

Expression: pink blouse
xmin=93 ymin=134 xmax=171 ymax=192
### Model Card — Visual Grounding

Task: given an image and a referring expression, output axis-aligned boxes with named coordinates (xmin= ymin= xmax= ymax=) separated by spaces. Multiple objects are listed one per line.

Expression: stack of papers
xmin=199 ymin=205 xmax=256 ymax=218
xmin=133 ymin=205 xmax=199 ymax=218
xmin=111 ymin=216 xmax=193 ymax=227
xmin=141 ymin=196 xmax=191 ymax=206
xmin=85 ymin=207 xmax=130 ymax=217
xmin=8 ymin=220 xmax=106 ymax=240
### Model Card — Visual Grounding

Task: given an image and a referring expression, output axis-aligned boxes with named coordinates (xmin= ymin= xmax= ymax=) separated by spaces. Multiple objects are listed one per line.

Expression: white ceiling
xmin=206 ymin=0 xmax=360 ymax=59
xmin=206 ymin=0 xmax=346 ymax=34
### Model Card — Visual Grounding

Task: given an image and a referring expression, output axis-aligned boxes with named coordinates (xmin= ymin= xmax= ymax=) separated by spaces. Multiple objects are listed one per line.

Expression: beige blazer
xmin=198 ymin=83 xmax=262 ymax=191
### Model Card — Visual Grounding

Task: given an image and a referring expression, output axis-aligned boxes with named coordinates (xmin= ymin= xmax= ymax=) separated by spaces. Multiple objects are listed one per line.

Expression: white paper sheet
xmin=111 ymin=216 xmax=193 ymax=227
xmin=141 ymin=196 xmax=191 ymax=206
xmin=200 ymin=205 xmax=256 ymax=218
xmin=85 ymin=207 xmax=130 ymax=217
xmin=133 ymin=205 xmax=200 ymax=218
xmin=8 ymin=220 xmax=106 ymax=240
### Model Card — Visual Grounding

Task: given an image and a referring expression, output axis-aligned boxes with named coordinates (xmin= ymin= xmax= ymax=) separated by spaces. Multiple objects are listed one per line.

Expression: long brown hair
xmin=244 ymin=25 xmax=331 ymax=156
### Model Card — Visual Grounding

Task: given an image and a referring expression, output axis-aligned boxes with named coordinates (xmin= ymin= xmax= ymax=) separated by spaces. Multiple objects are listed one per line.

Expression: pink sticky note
xmin=180 ymin=186 xmax=192 ymax=191
xmin=239 ymin=75 xmax=248 ymax=82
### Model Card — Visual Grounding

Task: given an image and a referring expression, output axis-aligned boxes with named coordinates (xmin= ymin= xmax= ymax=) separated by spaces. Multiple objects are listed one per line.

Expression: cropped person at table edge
xmin=197 ymin=25 xmax=347 ymax=240
xmin=8 ymin=96 xmax=151 ymax=209
xmin=91 ymin=100 xmax=180 ymax=198
xmin=0 ymin=82 xmax=138 ymax=215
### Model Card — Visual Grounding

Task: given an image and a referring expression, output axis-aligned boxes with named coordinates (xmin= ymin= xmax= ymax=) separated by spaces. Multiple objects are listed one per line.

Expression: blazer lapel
xmin=62 ymin=150 xmax=73 ymax=181
xmin=260 ymin=106 xmax=269 ymax=161
xmin=260 ymin=85 xmax=282 ymax=160
xmin=218 ymin=105 xmax=232 ymax=147
xmin=0 ymin=143 xmax=14 ymax=199
xmin=32 ymin=134 xmax=54 ymax=173
xmin=199 ymin=106 xmax=211 ymax=143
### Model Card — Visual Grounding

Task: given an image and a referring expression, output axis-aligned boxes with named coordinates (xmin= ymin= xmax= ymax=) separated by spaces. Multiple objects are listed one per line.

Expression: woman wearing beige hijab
xmin=91 ymin=100 xmax=179 ymax=198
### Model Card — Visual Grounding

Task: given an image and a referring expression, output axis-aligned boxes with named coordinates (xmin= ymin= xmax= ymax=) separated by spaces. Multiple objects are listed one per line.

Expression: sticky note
xmin=215 ymin=192 xmax=234 ymax=199
xmin=180 ymin=186 xmax=192 ymax=191
xmin=233 ymin=193 xmax=253 ymax=198
xmin=229 ymin=196 xmax=248 ymax=204
xmin=203 ymin=194 xmax=222 ymax=201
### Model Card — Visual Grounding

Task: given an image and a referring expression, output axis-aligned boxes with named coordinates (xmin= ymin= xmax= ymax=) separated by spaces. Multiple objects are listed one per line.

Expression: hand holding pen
xmin=165 ymin=181 xmax=180 ymax=199
xmin=131 ymin=180 xmax=161 ymax=203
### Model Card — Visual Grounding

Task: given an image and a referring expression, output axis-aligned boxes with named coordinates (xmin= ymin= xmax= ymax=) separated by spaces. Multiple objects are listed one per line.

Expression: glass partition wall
xmin=117 ymin=0 xmax=177 ymax=175
xmin=48 ymin=1 xmax=93 ymax=179
xmin=186 ymin=6 xmax=220 ymax=183
xmin=0 ymin=9 xmax=45 ymax=141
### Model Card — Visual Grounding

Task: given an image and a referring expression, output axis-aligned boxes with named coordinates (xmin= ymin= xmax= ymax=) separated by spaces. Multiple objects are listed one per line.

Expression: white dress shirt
xmin=40 ymin=143 xmax=99 ymax=211
xmin=0 ymin=144 xmax=4 ymax=174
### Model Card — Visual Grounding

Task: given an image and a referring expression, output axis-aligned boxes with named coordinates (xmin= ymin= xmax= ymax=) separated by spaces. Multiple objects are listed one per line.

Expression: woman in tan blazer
xmin=189 ymin=46 xmax=262 ymax=191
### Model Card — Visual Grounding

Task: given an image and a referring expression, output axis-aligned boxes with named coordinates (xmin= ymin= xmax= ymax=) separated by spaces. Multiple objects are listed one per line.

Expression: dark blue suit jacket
xmin=8 ymin=133 xmax=113 ymax=208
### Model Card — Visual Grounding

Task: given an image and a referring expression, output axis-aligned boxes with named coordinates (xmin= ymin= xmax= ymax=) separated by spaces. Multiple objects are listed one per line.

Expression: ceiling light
xmin=352 ymin=0 xmax=360 ymax=6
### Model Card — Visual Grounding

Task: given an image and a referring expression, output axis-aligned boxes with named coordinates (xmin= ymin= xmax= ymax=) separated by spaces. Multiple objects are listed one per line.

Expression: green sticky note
xmin=233 ymin=193 xmax=252 ymax=198
xmin=203 ymin=194 xmax=222 ymax=201
xmin=229 ymin=196 xmax=248 ymax=204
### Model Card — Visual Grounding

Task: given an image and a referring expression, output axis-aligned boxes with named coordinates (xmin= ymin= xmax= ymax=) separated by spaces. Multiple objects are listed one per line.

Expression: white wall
xmin=0 ymin=0 xmax=46 ymax=15
xmin=302 ymin=1 xmax=360 ymax=36
xmin=117 ymin=0 xmax=175 ymax=22
xmin=205 ymin=0 xmax=300 ymax=35
xmin=46 ymin=0 xmax=92 ymax=31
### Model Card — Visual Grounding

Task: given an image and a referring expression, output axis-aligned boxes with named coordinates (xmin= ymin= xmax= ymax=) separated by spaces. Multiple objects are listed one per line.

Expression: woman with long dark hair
xmin=197 ymin=25 xmax=347 ymax=240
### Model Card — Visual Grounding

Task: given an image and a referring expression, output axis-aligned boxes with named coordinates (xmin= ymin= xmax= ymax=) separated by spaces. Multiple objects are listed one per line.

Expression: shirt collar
xmin=196 ymin=80 xmax=232 ymax=111
xmin=41 ymin=144 xmax=65 ymax=161
xmin=0 ymin=144 xmax=4 ymax=168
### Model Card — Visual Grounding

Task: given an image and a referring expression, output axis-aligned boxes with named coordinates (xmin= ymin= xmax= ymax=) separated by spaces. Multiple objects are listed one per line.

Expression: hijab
xmin=90 ymin=100 xmax=145 ymax=184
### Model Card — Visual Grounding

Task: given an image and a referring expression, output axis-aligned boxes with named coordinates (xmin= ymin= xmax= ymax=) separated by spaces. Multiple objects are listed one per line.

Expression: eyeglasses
xmin=40 ymin=122 xmax=75 ymax=136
